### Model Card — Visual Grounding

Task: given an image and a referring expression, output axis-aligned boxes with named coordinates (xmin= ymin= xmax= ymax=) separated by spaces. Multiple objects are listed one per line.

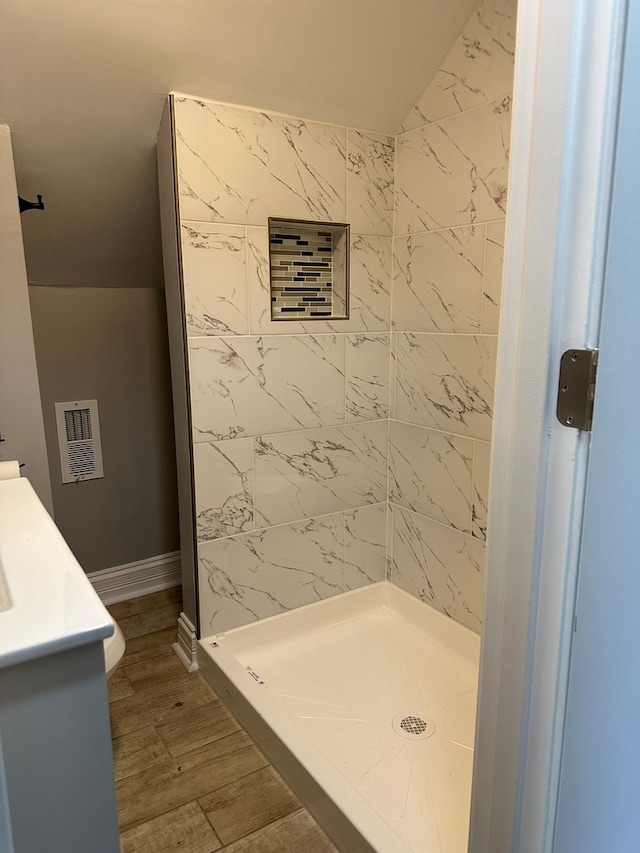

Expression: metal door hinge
xmin=556 ymin=349 xmax=599 ymax=431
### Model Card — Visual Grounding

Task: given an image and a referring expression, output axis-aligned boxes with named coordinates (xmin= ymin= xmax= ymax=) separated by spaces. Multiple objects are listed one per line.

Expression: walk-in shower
xmin=157 ymin=2 xmax=516 ymax=847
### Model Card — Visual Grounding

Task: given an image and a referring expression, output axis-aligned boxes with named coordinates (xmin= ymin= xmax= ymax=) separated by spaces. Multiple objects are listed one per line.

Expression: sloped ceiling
xmin=1 ymin=0 xmax=476 ymax=288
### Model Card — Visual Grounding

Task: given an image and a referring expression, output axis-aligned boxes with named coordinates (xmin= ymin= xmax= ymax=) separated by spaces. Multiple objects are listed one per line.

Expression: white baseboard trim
xmin=173 ymin=612 xmax=199 ymax=672
xmin=89 ymin=551 xmax=181 ymax=606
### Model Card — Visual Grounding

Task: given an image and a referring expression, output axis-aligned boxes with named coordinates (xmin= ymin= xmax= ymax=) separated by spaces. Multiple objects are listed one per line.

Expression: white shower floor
xmin=198 ymin=581 xmax=480 ymax=853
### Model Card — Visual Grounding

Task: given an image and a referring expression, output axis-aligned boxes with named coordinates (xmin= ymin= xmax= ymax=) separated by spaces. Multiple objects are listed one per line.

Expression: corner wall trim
xmin=173 ymin=612 xmax=199 ymax=672
xmin=89 ymin=551 xmax=181 ymax=606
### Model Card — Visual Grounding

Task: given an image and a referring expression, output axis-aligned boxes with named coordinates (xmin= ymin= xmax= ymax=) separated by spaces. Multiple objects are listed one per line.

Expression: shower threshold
xmin=198 ymin=581 xmax=480 ymax=853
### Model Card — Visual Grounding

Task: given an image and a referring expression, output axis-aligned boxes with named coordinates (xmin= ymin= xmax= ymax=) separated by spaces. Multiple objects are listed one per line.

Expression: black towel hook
xmin=18 ymin=194 xmax=44 ymax=213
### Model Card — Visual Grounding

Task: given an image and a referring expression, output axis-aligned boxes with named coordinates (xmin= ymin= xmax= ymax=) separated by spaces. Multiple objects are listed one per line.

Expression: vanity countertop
xmin=0 ymin=476 xmax=113 ymax=669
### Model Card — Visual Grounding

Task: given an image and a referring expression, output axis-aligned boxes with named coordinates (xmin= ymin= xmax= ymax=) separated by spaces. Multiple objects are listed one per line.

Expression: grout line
xmin=345 ymin=127 xmax=350 ymax=228
xmin=186 ymin=331 xmax=498 ymax=349
xmin=243 ymin=224 xmax=251 ymax=335
xmin=343 ymin=330 xmax=349 ymax=425
xmin=385 ymin=415 xmax=392 ymax=580
xmin=471 ymin=438 xmax=478 ymax=537
xmin=179 ymin=215 xmax=508 ymax=238
xmin=250 ymin=434 xmax=257 ymax=533
xmin=197 ymin=501 xmax=389 ymax=547
xmin=193 ymin=416 xmax=389 ymax=446
xmin=390 ymin=500 xmax=485 ymax=544
xmin=342 ymin=511 xmax=347 ymax=593
xmin=480 ymin=221 xmax=489 ymax=333
xmin=388 ymin=416 xmax=489 ymax=444
xmin=387 ymin=501 xmax=394 ymax=582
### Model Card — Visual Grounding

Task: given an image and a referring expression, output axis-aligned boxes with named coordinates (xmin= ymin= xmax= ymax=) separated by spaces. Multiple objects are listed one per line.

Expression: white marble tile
xmin=174 ymin=97 xmax=347 ymax=225
xmin=189 ymin=334 xmax=345 ymax=441
xmin=391 ymin=505 xmax=484 ymax=632
xmin=194 ymin=439 xmax=253 ymax=540
xmin=181 ymin=222 xmax=249 ymax=336
xmin=400 ymin=0 xmax=493 ymax=130
xmin=247 ymin=226 xmax=300 ymax=335
xmin=490 ymin=0 xmax=518 ymax=100
xmin=482 ymin=219 xmax=505 ymax=333
xmin=385 ymin=498 xmax=394 ymax=579
xmin=389 ymin=332 xmax=398 ymax=420
xmin=198 ymin=514 xmax=344 ymax=634
xmin=395 ymin=97 xmax=512 ymax=235
xmin=253 ymin=421 xmax=388 ymax=528
xmin=348 ymin=235 xmax=393 ymax=331
xmin=395 ymin=333 xmax=497 ymax=440
xmin=392 ymin=225 xmax=484 ymax=333
xmin=389 ymin=421 xmax=473 ymax=533
xmin=346 ymin=130 xmax=395 ymax=236
xmin=346 ymin=333 xmax=390 ymax=422
xmin=247 ymin=228 xmax=391 ymax=334
xmin=344 ymin=503 xmax=387 ymax=591
xmin=472 ymin=439 xmax=491 ymax=541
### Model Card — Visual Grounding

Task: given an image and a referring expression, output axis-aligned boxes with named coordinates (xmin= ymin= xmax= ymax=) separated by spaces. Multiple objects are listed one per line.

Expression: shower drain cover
xmin=392 ymin=712 xmax=435 ymax=740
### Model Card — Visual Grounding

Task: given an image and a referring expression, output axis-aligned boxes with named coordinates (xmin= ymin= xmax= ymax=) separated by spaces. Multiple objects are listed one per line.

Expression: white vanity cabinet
xmin=0 ymin=477 xmax=120 ymax=853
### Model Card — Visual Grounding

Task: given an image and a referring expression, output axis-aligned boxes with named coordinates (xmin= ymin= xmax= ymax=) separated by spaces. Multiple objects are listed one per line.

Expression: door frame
xmin=469 ymin=1 xmax=628 ymax=850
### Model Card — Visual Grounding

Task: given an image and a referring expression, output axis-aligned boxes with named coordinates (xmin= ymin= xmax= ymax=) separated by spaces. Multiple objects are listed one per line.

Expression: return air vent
xmin=55 ymin=399 xmax=104 ymax=483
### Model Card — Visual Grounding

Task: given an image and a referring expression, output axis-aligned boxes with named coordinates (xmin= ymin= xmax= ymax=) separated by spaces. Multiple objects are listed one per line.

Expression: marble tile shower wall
xmin=389 ymin=0 xmax=516 ymax=632
xmin=173 ymin=96 xmax=395 ymax=635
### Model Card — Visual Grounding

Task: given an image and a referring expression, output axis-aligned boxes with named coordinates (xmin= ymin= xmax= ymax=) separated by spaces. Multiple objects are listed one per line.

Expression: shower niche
xmin=268 ymin=217 xmax=349 ymax=320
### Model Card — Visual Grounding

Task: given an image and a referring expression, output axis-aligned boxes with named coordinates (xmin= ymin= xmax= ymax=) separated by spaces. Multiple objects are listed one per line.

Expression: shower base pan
xmin=198 ymin=581 xmax=480 ymax=853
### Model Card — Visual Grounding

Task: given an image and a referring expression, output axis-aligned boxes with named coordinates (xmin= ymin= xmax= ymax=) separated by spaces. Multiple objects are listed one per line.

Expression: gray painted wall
xmin=29 ymin=285 xmax=179 ymax=573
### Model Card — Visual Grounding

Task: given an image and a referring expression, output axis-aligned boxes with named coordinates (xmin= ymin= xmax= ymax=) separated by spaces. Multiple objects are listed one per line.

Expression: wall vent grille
xmin=55 ymin=400 xmax=104 ymax=483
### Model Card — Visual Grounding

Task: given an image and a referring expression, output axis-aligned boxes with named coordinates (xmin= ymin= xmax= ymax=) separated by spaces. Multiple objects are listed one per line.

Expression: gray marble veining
xmin=482 ymin=219 xmax=505 ymax=333
xmin=194 ymin=439 xmax=254 ymax=540
xmin=189 ymin=334 xmax=345 ymax=441
xmin=344 ymin=503 xmax=387 ymax=591
xmin=181 ymin=222 xmax=249 ymax=336
xmin=392 ymin=226 xmax=484 ymax=333
xmin=175 ymin=98 xmax=347 ymax=225
xmin=395 ymin=332 xmax=497 ymax=440
xmin=346 ymin=334 xmax=390 ymax=422
xmin=348 ymin=235 xmax=393 ymax=331
xmin=346 ymin=130 xmax=395 ymax=236
xmin=472 ymin=440 xmax=491 ymax=541
xmin=395 ymin=97 xmax=512 ymax=235
xmin=389 ymin=421 xmax=473 ymax=533
xmin=490 ymin=0 xmax=518 ymax=100
xmin=398 ymin=0 xmax=517 ymax=132
xmin=400 ymin=0 xmax=493 ymax=130
xmin=253 ymin=421 xmax=388 ymax=528
xmin=391 ymin=505 xmax=484 ymax=633
xmin=198 ymin=514 xmax=345 ymax=634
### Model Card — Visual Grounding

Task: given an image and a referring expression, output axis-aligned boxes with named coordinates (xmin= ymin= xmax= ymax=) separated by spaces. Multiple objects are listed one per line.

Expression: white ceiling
xmin=1 ymin=0 xmax=476 ymax=288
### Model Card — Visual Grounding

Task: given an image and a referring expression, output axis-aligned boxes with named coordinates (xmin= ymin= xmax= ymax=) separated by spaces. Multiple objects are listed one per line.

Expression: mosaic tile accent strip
xmin=268 ymin=218 xmax=349 ymax=320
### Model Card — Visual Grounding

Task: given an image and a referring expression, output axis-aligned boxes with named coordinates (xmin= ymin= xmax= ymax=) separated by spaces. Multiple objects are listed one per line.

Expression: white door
xmin=553 ymin=1 xmax=640 ymax=848
xmin=469 ymin=0 xmax=632 ymax=850
xmin=0 ymin=125 xmax=52 ymax=513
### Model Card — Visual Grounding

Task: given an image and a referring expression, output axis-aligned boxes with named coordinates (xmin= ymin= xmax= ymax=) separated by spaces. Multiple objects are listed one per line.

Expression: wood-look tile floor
xmin=108 ymin=588 xmax=340 ymax=853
